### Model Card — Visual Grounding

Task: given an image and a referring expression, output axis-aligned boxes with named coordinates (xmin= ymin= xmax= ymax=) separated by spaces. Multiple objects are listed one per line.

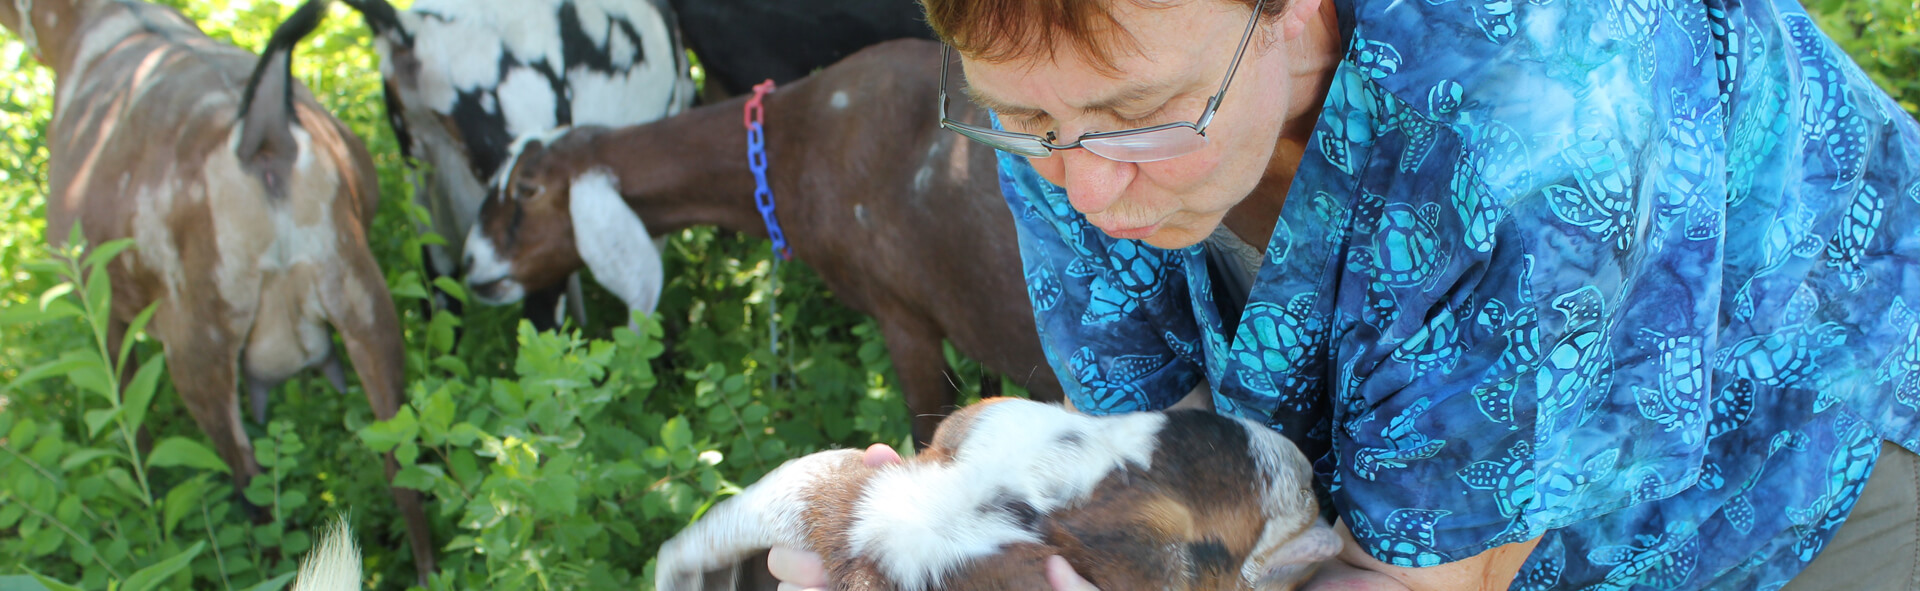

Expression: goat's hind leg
xmin=321 ymin=247 xmax=437 ymax=584
xmin=157 ymin=318 xmax=264 ymax=515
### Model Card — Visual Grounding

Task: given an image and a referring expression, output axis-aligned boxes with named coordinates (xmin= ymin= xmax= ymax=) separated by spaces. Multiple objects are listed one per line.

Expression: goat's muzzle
xmin=463 ymin=227 xmax=525 ymax=305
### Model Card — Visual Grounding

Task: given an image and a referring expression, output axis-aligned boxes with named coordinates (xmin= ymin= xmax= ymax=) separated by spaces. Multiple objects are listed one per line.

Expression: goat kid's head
xmin=465 ymin=129 xmax=585 ymax=306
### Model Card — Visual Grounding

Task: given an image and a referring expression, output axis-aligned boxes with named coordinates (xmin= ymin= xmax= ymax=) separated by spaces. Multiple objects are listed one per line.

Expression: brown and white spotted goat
xmin=464 ymin=39 xmax=1064 ymax=446
xmin=0 ymin=0 xmax=435 ymax=580
xmin=656 ymin=398 xmax=1342 ymax=590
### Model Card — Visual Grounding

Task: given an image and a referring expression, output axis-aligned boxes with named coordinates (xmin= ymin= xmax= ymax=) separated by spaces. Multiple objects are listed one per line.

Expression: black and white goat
xmin=342 ymin=0 xmax=693 ymax=325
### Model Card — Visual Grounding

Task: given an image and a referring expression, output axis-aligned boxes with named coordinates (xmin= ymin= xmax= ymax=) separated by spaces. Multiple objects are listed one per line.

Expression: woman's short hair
xmin=920 ymin=0 xmax=1282 ymax=73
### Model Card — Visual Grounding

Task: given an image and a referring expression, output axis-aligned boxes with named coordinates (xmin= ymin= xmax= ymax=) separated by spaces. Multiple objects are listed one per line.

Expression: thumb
xmin=863 ymin=443 xmax=903 ymax=467
xmin=1046 ymin=555 xmax=1100 ymax=591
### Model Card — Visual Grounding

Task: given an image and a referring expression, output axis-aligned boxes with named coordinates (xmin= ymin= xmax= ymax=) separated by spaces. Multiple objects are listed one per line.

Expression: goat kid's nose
xmin=1060 ymin=148 xmax=1136 ymax=216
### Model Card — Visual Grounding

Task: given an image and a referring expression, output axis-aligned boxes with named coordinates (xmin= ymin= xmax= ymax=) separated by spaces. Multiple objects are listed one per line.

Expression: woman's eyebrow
xmin=1080 ymin=80 xmax=1174 ymax=113
xmin=964 ymin=80 xmax=1174 ymax=120
xmin=963 ymin=86 xmax=1047 ymax=120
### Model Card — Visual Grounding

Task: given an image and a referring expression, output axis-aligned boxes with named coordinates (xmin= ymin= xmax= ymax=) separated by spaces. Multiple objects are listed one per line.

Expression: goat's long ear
xmin=236 ymin=0 xmax=330 ymax=197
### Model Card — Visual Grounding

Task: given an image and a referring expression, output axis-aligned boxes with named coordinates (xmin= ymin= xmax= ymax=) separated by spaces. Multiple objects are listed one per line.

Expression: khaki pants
xmin=1784 ymin=441 xmax=1920 ymax=591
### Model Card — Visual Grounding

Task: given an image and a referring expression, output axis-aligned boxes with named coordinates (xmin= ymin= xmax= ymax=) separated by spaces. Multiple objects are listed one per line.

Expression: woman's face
xmin=959 ymin=0 xmax=1296 ymax=249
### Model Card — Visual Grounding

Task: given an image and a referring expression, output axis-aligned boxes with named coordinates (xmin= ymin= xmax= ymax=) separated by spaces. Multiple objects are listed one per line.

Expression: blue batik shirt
xmin=995 ymin=0 xmax=1920 ymax=588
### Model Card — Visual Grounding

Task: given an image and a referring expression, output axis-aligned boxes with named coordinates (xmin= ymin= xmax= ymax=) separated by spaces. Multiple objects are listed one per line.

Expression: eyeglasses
xmin=937 ymin=0 xmax=1266 ymax=163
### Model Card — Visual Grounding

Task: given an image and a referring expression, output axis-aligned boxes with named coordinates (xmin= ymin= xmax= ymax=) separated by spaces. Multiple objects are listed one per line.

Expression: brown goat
xmin=0 ymin=0 xmax=434 ymax=581
xmin=655 ymin=398 xmax=1341 ymax=590
xmin=464 ymin=39 xmax=1063 ymax=445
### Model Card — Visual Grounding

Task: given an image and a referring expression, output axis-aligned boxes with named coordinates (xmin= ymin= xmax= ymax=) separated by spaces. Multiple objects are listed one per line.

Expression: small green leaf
xmin=58 ymin=448 xmax=122 ymax=471
xmin=27 ymin=527 xmax=63 ymax=556
xmin=37 ymin=282 xmax=73 ymax=311
xmin=358 ymin=406 xmax=418 ymax=453
xmin=742 ymin=402 xmax=771 ymax=424
xmin=104 ymin=468 xmax=144 ymax=501
xmin=147 ymin=437 xmax=231 ymax=474
xmin=427 ymin=312 xmax=462 ymax=356
xmin=81 ymin=239 xmax=137 ymax=273
xmin=4 ymin=353 xmax=89 ymax=394
xmin=420 ymin=388 xmax=456 ymax=437
xmin=0 ymin=301 xmax=81 ymax=327
xmin=280 ymin=490 xmax=308 ymax=511
xmin=117 ymin=303 xmax=160 ymax=369
xmin=431 ymin=355 xmax=471 ymax=380
xmin=389 ymin=277 xmax=430 ymax=301
xmin=85 ymin=263 xmax=112 ymax=325
xmin=396 ymin=440 xmax=420 ymax=465
xmin=68 ymin=365 xmax=116 ymax=403
xmin=432 ymin=276 xmax=470 ymax=305
xmin=237 ymin=571 xmax=296 ymax=591
xmin=161 ymin=477 xmax=213 ymax=536
xmin=28 ymin=572 xmax=87 ymax=591
xmin=54 ymin=496 xmax=81 ymax=526
xmin=84 ymin=407 xmax=121 ymax=439
xmin=660 ymin=416 xmax=691 ymax=450
xmin=446 ymin=422 xmax=485 ymax=447
xmin=121 ymin=357 xmax=166 ymax=433
xmin=120 ymin=541 xmax=204 ymax=591
xmin=281 ymin=529 xmax=311 ymax=555
xmin=392 ymin=464 xmax=442 ymax=491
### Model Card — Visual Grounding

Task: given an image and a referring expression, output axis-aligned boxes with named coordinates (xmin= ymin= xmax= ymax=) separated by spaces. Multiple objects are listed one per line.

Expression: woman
xmin=777 ymin=0 xmax=1920 ymax=588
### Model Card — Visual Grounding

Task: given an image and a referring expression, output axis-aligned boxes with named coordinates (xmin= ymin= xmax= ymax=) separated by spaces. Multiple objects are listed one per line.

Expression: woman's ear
xmin=1275 ymin=0 xmax=1327 ymax=42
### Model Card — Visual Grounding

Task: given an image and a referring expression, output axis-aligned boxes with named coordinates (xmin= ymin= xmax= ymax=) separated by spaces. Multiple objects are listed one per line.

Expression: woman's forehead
xmin=956 ymin=4 xmax=1239 ymax=114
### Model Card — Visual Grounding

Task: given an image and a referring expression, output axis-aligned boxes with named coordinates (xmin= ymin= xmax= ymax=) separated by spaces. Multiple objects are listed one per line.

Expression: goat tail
xmin=290 ymin=516 xmax=363 ymax=591
xmin=654 ymin=449 xmax=864 ymax=591
xmin=235 ymin=0 xmax=330 ymax=196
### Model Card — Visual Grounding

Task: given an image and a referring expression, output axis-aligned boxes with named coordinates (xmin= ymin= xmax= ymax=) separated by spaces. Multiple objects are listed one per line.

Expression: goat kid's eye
xmin=516 ymin=181 xmax=540 ymax=200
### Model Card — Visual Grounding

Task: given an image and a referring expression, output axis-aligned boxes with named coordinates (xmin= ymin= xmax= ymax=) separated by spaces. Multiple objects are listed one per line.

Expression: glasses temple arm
xmin=1198 ymin=0 xmax=1267 ymax=133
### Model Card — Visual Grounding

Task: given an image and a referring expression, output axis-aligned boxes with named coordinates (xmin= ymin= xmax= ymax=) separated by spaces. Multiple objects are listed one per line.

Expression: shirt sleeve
xmin=990 ymin=142 xmax=1205 ymax=415
xmin=1303 ymin=0 xmax=1751 ymax=566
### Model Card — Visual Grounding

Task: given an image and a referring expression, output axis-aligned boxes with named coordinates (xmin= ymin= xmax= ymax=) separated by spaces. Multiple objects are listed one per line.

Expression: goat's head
xmin=464 ymin=129 xmax=585 ymax=306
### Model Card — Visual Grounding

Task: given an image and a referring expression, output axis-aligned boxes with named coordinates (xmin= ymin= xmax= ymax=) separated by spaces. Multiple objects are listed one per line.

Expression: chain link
xmin=743 ymin=79 xmax=787 ymax=386
xmin=743 ymin=80 xmax=790 ymax=260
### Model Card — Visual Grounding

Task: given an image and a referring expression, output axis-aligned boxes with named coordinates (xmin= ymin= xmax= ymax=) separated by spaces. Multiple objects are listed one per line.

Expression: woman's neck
xmin=1226 ymin=0 xmax=1344 ymax=248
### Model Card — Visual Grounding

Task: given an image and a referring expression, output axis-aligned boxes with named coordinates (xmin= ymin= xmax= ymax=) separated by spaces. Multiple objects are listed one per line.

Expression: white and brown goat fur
xmin=0 ymin=0 xmax=435 ymax=580
xmin=657 ymin=399 xmax=1342 ymax=591
xmin=341 ymin=0 xmax=692 ymax=326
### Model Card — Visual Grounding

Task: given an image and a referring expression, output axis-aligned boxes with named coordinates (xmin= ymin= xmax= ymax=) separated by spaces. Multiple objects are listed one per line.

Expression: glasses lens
xmin=946 ymin=122 xmax=1054 ymax=158
xmin=1082 ymin=126 xmax=1208 ymax=163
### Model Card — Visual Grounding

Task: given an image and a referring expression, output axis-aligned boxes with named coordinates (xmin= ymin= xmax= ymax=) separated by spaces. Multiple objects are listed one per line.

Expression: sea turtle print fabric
xmin=993 ymin=0 xmax=1920 ymax=588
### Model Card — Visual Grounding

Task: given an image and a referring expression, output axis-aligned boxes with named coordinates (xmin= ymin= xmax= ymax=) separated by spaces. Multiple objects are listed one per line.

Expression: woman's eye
xmin=1117 ymin=108 xmax=1166 ymax=127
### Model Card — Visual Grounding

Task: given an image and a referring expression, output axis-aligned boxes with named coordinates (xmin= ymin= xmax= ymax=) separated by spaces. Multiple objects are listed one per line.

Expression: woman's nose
xmin=1060 ymin=148 xmax=1136 ymax=215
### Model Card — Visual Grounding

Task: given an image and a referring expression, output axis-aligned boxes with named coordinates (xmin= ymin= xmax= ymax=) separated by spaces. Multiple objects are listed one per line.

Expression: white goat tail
xmin=291 ymin=517 xmax=363 ymax=591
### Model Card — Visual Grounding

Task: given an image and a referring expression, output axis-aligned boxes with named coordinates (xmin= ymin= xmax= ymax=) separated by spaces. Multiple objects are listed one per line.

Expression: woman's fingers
xmin=1047 ymin=555 xmax=1101 ymax=591
xmin=863 ymin=443 xmax=903 ymax=467
xmin=768 ymin=546 xmax=829 ymax=589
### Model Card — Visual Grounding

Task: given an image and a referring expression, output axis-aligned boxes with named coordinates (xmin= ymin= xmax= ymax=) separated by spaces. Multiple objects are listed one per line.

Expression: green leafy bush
xmin=2 ymin=0 xmax=1911 ymax=590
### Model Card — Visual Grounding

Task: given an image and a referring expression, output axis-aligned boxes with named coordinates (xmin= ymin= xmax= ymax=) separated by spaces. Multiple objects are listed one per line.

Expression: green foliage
xmin=9 ymin=0 xmax=1906 ymax=589
xmin=1809 ymin=0 xmax=1920 ymax=116
xmin=0 ymin=2 xmax=934 ymax=589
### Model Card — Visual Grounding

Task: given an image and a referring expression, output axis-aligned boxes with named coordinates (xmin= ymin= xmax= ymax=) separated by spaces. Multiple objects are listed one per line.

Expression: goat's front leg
xmin=877 ymin=314 xmax=954 ymax=449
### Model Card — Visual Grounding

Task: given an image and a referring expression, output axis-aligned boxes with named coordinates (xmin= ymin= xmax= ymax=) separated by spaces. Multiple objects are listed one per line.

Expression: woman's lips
xmin=1100 ymin=221 xmax=1163 ymax=240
